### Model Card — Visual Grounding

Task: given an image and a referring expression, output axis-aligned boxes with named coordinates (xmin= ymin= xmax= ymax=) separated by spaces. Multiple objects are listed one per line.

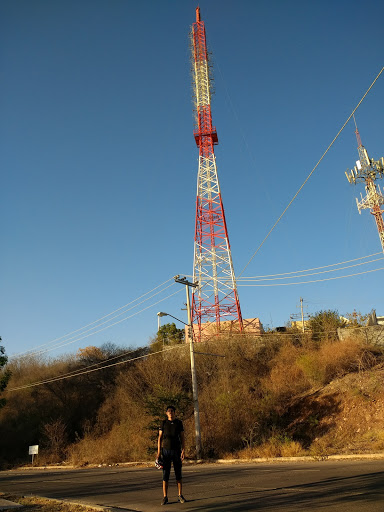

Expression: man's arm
xmin=180 ymin=431 xmax=185 ymax=461
xmin=157 ymin=429 xmax=163 ymax=459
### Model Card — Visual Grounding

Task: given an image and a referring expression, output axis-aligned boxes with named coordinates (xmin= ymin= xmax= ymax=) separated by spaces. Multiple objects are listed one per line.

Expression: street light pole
xmin=157 ymin=311 xmax=167 ymax=332
xmin=174 ymin=275 xmax=201 ymax=460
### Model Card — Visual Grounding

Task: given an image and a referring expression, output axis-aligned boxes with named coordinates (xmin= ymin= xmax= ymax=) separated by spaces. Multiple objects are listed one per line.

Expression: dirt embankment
xmin=284 ymin=364 xmax=384 ymax=456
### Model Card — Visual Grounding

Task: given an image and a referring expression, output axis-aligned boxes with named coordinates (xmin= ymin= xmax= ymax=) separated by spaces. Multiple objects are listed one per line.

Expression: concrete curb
xmin=2 ymin=495 xmax=136 ymax=512
xmin=0 ymin=498 xmax=23 ymax=510
xmin=215 ymin=453 xmax=384 ymax=463
xmin=8 ymin=452 xmax=384 ymax=472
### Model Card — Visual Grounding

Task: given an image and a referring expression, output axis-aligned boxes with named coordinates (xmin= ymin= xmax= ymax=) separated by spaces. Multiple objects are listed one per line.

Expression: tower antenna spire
xmin=190 ymin=7 xmax=243 ymax=341
xmin=353 ymin=114 xmax=363 ymax=148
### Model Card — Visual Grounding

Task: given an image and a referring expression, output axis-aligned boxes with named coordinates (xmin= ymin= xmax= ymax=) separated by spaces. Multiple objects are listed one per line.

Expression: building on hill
xmin=186 ymin=317 xmax=263 ymax=341
xmin=367 ymin=310 xmax=384 ymax=326
xmin=291 ymin=319 xmax=310 ymax=331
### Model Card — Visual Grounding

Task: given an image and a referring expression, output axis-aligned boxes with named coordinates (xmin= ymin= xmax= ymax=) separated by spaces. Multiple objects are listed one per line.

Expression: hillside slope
xmin=285 ymin=363 xmax=384 ymax=456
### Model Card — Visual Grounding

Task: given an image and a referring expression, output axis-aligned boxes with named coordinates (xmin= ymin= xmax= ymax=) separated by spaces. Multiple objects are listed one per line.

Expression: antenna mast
xmin=190 ymin=7 xmax=243 ymax=340
xmin=345 ymin=121 xmax=384 ymax=252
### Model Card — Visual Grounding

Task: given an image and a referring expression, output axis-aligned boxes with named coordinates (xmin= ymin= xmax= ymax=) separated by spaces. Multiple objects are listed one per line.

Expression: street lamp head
xmin=157 ymin=312 xmax=168 ymax=317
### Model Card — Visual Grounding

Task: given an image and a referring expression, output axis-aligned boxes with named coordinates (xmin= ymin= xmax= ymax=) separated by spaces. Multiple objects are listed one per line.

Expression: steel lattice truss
xmin=190 ymin=8 xmax=243 ymax=341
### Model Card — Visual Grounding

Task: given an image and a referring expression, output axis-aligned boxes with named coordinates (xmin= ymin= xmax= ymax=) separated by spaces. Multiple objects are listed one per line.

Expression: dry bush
xmin=297 ymin=339 xmax=365 ymax=387
xmin=361 ymin=429 xmax=384 ymax=451
xmin=261 ymin=342 xmax=310 ymax=398
xmin=309 ymin=438 xmax=330 ymax=459
xmin=263 ymin=338 xmax=369 ymax=399
xmin=194 ymin=336 xmax=280 ymax=457
xmin=237 ymin=437 xmax=303 ymax=459
xmin=40 ymin=418 xmax=68 ymax=463
xmin=68 ymin=415 xmax=150 ymax=465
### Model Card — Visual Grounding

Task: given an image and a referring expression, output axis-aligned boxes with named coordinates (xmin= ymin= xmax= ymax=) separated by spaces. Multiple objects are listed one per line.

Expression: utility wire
xmin=13 ymin=278 xmax=174 ymax=357
xmin=11 ymin=345 xmax=151 ymax=384
xmin=239 ymin=66 xmax=384 ymax=277
xmin=238 ymin=256 xmax=384 ymax=282
xmin=238 ymin=265 xmax=384 ymax=286
xmin=23 ymin=287 xmax=183 ymax=356
xmin=31 ymin=283 xmax=177 ymax=355
xmin=237 ymin=252 xmax=382 ymax=279
xmin=7 ymin=343 xmax=188 ymax=392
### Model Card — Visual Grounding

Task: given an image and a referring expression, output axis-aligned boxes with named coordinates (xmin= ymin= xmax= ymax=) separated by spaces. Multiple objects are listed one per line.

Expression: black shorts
xmin=162 ymin=449 xmax=182 ymax=482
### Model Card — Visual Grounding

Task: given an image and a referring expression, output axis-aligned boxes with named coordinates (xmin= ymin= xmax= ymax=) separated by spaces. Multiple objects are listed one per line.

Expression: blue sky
xmin=1 ymin=0 xmax=384 ymax=358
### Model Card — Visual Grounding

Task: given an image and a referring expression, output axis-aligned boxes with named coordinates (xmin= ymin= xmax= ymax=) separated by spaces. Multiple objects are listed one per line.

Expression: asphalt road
xmin=1 ymin=459 xmax=384 ymax=512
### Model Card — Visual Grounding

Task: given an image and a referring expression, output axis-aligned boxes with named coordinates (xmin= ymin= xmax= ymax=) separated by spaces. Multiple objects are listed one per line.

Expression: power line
xmin=239 ymin=66 xmax=384 ymax=277
xmin=7 ymin=343 xmax=188 ymax=392
xmin=12 ymin=279 xmax=176 ymax=357
xmin=238 ymin=256 xmax=384 ymax=282
xmin=12 ymin=346 xmax=147 ymax=385
xmin=237 ymin=252 xmax=382 ymax=279
xmin=238 ymin=265 xmax=384 ymax=286
xmin=21 ymin=287 xmax=183 ymax=356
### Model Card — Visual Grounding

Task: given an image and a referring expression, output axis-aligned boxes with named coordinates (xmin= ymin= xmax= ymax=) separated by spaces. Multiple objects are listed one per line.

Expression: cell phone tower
xmin=345 ymin=120 xmax=384 ymax=253
xmin=190 ymin=7 xmax=243 ymax=341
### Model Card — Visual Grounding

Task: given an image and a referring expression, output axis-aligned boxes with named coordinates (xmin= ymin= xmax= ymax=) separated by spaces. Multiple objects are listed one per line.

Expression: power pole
xmin=190 ymin=7 xmax=243 ymax=341
xmin=345 ymin=119 xmax=384 ymax=253
xmin=290 ymin=297 xmax=308 ymax=332
xmin=174 ymin=275 xmax=202 ymax=460
xmin=300 ymin=297 xmax=305 ymax=333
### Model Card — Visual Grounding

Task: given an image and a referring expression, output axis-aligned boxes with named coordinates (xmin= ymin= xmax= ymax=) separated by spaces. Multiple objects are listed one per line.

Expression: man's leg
xmin=161 ymin=450 xmax=171 ymax=504
xmin=174 ymin=453 xmax=185 ymax=502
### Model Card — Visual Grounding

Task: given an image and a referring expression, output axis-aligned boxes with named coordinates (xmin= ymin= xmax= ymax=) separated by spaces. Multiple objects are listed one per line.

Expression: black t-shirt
xmin=160 ymin=418 xmax=184 ymax=451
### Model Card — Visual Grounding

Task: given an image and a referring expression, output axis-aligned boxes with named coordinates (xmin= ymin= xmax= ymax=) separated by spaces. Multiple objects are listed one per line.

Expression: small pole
xmin=300 ymin=297 xmax=305 ymax=333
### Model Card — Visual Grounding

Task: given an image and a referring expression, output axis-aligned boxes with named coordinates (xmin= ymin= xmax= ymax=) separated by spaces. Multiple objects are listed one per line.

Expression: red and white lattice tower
xmin=190 ymin=7 xmax=243 ymax=341
xmin=345 ymin=122 xmax=384 ymax=253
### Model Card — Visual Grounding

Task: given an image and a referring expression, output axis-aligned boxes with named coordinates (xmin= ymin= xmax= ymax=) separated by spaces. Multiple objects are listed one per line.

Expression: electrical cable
xmin=23 ymin=287 xmax=183 ymax=356
xmin=238 ymin=66 xmax=384 ymax=277
xmin=238 ymin=256 xmax=384 ymax=282
xmin=13 ymin=278 xmax=174 ymax=357
xmin=238 ymin=265 xmax=384 ymax=286
xmin=237 ymin=252 xmax=382 ymax=279
xmin=13 ymin=345 xmax=151 ymax=384
xmin=7 ymin=342 xmax=188 ymax=392
xmin=12 ymin=279 xmax=174 ymax=357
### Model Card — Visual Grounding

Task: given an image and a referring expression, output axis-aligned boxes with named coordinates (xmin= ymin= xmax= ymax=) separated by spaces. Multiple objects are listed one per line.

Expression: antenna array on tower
xmin=345 ymin=124 xmax=384 ymax=253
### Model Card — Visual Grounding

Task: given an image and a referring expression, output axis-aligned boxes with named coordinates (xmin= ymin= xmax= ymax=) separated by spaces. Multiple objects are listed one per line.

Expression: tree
xmin=0 ymin=338 xmax=11 ymax=409
xmin=77 ymin=346 xmax=105 ymax=364
xmin=41 ymin=418 xmax=68 ymax=461
xmin=344 ymin=310 xmax=369 ymax=328
xmin=307 ymin=310 xmax=346 ymax=342
xmin=150 ymin=323 xmax=185 ymax=353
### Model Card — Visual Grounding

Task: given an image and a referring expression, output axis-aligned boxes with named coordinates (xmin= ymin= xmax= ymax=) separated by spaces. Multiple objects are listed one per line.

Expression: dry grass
xmin=0 ymin=494 xmax=99 ymax=512
xmin=236 ymin=438 xmax=304 ymax=459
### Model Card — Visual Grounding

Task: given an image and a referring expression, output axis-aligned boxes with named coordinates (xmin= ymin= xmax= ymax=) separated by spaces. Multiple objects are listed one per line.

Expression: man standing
xmin=157 ymin=405 xmax=186 ymax=505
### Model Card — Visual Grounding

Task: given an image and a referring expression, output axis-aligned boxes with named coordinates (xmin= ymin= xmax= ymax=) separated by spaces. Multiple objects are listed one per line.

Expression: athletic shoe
xmin=161 ymin=496 xmax=168 ymax=506
xmin=178 ymin=495 xmax=186 ymax=503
